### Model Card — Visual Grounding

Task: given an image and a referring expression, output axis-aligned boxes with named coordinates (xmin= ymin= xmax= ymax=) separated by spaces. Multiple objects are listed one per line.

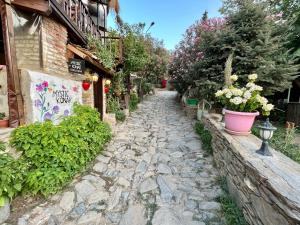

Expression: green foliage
xmin=87 ymin=34 xmax=116 ymax=70
xmin=7 ymin=104 xmax=112 ymax=197
xmin=107 ymin=96 xmax=120 ymax=113
xmin=129 ymin=93 xmax=139 ymax=112
xmin=0 ymin=112 xmax=5 ymax=120
xmin=217 ymin=177 xmax=248 ymax=225
xmin=115 ymin=110 xmax=126 ymax=122
xmin=195 ymin=122 xmax=213 ymax=155
xmin=0 ymin=155 xmax=28 ymax=205
xmin=120 ymin=23 xmax=149 ymax=75
xmin=252 ymin=124 xmax=300 ymax=163
xmin=0 ymin=141 xmax=5 ymax=152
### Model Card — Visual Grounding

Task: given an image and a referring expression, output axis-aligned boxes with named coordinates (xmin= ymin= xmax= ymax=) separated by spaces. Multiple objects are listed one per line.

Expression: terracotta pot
xmin=0 ymin=119 xmax=9 ymax=128
xmin=224 ymin=109 xmax=259 ymax=135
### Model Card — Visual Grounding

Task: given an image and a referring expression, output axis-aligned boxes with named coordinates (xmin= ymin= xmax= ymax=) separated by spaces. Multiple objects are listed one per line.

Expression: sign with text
xmin=68 ymin=59 xmax=85 ymax=74
xmin=23 ymin=70 xmax=82 ymax=124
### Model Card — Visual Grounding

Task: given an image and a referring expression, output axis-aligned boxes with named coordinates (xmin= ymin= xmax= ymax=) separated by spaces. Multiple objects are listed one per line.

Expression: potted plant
xmin=215 ymin=74 xmax=274 ymax=135
xmin=0 ymin=112 xmax=8 ymax=128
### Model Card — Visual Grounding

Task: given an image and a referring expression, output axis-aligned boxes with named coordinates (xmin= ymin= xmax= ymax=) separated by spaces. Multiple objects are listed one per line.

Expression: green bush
xmin=116 ymin=110 xmax=126 ymax=122
xmin=129 ymin=92 xmax=139 ymax=112
xmin=107 ymin=97 xmax=120 ymax=113
xmin=195 ymin=122 xmax=213 ymax=155
xmin=0 ymin=154 xmax=28 ymax=206
xmin=217 ymin=177 xmax=248 ymax=225
xmin=6 ymin=104 xmax=112 ymax=197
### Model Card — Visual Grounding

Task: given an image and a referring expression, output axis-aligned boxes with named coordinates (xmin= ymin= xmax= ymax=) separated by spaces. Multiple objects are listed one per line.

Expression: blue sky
xmin=108 ymin=0 xmax=223 ymax=50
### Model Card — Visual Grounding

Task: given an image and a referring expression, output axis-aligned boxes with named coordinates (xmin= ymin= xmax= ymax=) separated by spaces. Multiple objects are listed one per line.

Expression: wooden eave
xmin=67 ymin=44 xmax=113 ymax=77
xmin=11 ymin=0 xmax=52 ymax=15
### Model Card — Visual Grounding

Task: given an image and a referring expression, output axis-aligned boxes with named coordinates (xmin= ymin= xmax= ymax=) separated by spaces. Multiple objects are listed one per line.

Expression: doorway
xmin=93 ymin=77 xmax=104 ymax=120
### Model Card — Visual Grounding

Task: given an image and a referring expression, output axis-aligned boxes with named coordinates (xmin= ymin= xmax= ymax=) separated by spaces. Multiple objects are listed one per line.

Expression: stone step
xmin=0 ymin=128 xmax=14 ymax=142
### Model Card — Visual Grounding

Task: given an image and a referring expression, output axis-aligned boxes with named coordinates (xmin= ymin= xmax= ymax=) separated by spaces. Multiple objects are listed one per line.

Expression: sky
xmin=107 ymin=0 xmax=223 ymax=50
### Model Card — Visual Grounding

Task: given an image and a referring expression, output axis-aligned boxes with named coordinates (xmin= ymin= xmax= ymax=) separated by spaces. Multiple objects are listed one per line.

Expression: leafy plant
xmin=129 ymin=92 xmax=139 ymax=112
xmin=107 ymin=97 xmax=120 ymax=114
xmin=115 ymin=110 xmax=126 ymax=122
xmin=0 ymin=112 xmax=6 ymax=120
xmin=0 ymin=155 xmax=28 ymax=206
xmin=195 ymin=122 xmax=213 ymax=155
xmin=9 ymin=104 xmax=112 ymax=197
xmin=217 ymin=177 xmax=248 ymax=225
xmin=87 ymin=34 xmax=116 ymax=70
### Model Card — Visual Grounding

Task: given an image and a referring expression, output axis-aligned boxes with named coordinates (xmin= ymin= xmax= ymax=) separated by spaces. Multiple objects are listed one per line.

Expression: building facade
xmin=0 ymin=0 xmax=122 ymax=127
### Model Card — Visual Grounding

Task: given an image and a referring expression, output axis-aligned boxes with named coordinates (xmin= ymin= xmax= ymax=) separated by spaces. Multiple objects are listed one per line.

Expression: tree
xmin=223 ymin=0 xmax=299 ymax=94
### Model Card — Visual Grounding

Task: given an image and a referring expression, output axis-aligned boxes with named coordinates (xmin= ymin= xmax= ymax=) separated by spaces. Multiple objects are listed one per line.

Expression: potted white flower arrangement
xmin=215 ymin=74 xmax=274 ymax=135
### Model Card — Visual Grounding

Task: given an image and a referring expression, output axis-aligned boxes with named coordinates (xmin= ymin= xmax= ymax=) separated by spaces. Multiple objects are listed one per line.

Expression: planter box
xmin=185 ymin=104 xmax=198 ymax=119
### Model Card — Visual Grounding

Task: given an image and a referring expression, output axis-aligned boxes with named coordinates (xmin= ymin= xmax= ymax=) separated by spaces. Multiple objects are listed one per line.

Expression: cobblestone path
xmin=16 ymin=91 xmax=223 ymax=225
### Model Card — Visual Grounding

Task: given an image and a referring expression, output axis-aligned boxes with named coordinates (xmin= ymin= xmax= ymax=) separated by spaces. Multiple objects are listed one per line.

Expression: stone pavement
xmin=16 ymin=91 xmax=223 ymax=225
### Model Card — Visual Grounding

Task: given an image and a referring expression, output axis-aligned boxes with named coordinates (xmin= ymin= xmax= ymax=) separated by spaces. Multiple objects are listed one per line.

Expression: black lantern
xmin=256 ymin=118 xmax=277 ymax=156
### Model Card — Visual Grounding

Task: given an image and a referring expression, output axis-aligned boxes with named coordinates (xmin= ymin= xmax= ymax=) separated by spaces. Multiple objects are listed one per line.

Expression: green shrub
xmin=107 ymin=97 xmax=120 ymax=113
xmin=129 ymin=93 xmax=139 ymax=112
xmin=195 ymin=122 xmax=213 ymax=155
xmin=217 ymin=177 xmax=248 ymax=225
xmin=0 ymin=154 xmax=28 ymax=206
xmin=116 ymin=110 xmax=126 ymax=122
xmin=8 ymin=104 xmax=112 ymax=197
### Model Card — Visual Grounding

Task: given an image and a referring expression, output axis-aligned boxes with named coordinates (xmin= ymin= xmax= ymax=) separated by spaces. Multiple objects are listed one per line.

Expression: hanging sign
xmin=68 ymin=59 xmax=85 ymax=74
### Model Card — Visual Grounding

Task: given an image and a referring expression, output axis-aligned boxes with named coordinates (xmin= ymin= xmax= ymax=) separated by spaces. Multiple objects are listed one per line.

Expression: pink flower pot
xmin=224 ymin=109 xmax=259 ymax=135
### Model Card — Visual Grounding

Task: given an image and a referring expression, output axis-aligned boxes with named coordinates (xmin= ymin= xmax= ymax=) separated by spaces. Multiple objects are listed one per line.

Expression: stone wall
xmin=203 ymin=114 xmax=300 ymax=225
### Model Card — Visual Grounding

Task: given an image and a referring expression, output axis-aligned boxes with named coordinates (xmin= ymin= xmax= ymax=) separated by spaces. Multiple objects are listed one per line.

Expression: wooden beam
xmin=11 ymin=0 xmax=51 ymax=15
xmin=0 ymin=0 xmax=24 ymax=127
xmin=67 ymin=44 xmax=113 ymax=77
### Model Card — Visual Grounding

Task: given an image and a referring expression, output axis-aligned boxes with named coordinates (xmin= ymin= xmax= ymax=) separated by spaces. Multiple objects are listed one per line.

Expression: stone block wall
xmin=15 ymin=29 xmax=41 ymax=71
xmin=203 ymin=114 xmax=300 ymax=225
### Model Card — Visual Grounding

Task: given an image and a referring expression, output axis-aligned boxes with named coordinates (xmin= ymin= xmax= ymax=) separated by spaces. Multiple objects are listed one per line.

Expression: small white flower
xmin=248 ymin=74 xmax=258 ymax=80
xmin=225 ymin=92 xmax=232 ymax=98
xmin=231 ymin=88 xmax=243 ymax=96
xmin=246 ymin=82 xmax=254 ymax=88
xmin=230 ymin=75 xmax=238 ymax=81
xmin=215 ymin=90 xmax=224 ymax=97
xmin=256 ymin=95 xmax=268 ymax=105
xmin=243 ymin=90 xmax=252 ymax=99
xmin=250 ymin=84 xmax=263 ymax=92
xmin=242 ymin=98 xmax=248 ymax=104
xmin=230 ymin=96 xmax=243 ymax=105
xmin=263 ymin=103 xmax=274 ymax=112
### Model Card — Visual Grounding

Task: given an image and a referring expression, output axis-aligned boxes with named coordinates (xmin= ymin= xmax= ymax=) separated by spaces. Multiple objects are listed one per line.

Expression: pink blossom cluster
xmin=169 ymin=17 xmax=225 ymax=80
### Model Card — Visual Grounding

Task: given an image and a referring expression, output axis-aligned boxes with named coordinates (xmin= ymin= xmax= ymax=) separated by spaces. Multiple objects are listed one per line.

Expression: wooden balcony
xmin=49 ymin=0 xmax=123 ymax=65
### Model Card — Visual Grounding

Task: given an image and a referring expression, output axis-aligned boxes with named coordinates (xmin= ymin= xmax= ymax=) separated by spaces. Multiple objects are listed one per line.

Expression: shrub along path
xmin=15 ymin=91 xmax=223 ymax=225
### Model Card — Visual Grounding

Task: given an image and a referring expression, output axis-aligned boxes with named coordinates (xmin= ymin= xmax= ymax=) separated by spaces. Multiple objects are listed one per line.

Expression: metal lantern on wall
xmin=256 ymin=118 xmax=277 ymax=156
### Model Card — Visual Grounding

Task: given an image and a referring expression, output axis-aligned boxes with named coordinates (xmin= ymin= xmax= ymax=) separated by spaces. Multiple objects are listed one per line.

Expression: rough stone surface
xmin=203 ymin=114 xmax=300 ymax=225
xmin=119 ymin=204 xmax=147 ymax=225
xmin=11 ymin=91 xmax=223 ymax=225
xmin=59 ymin=192 xmax=75 ymax=212
xmin=0 ymin=201 xmax=10 ymax=224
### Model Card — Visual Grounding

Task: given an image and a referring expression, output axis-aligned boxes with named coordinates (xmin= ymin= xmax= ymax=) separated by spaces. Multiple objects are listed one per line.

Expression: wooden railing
xmin=61 ymin=0 xmax=101 ymax=38
xmin=57 ymin=0 xmax=123 ymax=64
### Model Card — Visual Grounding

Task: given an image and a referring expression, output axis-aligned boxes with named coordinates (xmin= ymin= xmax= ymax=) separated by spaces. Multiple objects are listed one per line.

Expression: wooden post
xmin=0 ymin=0 xmax=24 ymax=127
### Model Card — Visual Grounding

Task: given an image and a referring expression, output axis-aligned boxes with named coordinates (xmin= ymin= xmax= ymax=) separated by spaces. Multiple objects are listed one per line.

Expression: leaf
xmin=0 ymin=196 xmax=7 ymax=207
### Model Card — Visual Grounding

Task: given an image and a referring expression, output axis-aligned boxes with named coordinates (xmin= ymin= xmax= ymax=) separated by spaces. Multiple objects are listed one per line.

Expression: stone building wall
xmin=14 ymin=27 xmax=41 ymax=71
xmin=203 ymin=114 xmax=300 ymax=225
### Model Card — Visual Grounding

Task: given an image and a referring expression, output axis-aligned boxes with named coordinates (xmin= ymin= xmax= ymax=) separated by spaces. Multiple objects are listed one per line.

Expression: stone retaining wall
xmin=203 ymin=114 xmax=300 ymax=225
